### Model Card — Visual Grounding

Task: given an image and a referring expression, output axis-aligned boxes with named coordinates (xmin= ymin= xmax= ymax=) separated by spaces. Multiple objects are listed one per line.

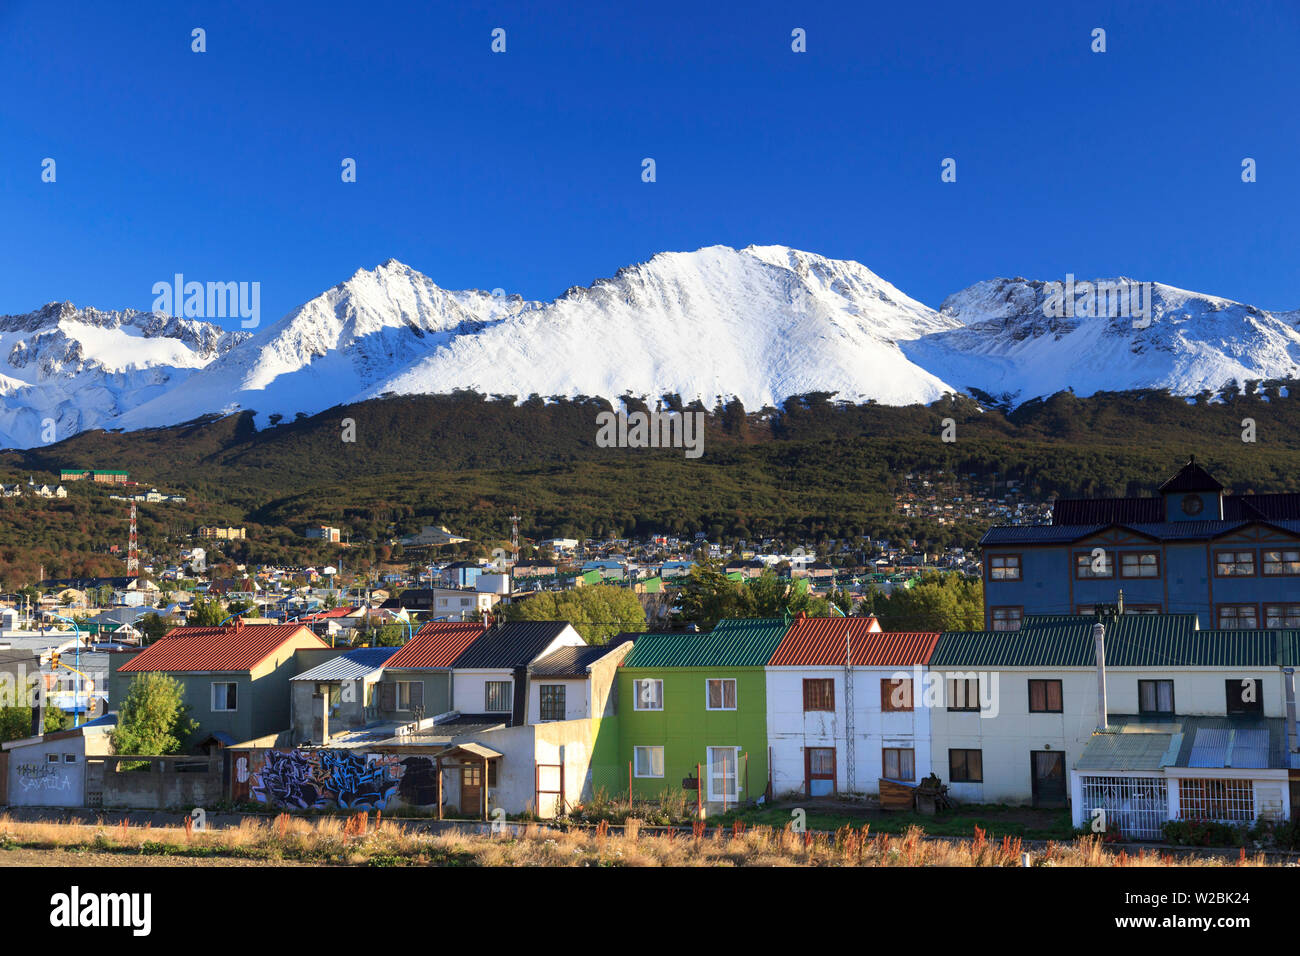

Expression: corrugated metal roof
xmin=384 ymin=622 xmax=485 ymax=669
xmin=529 ymin=644 xmax=622 ymax=677
xmin=1230 ymin=728 xmax=1271 ymax=769
xmin=118 ymin=624 xmax=325 ymax=673
xmin=1188 ymin=727 xmax=1232 ymax=768
xmin=1075 ymin=731 xmax=1175 ymax=771
xmin=621 ymin=618 xmax=790 ymax=668
xmin=769 ymin=617 xmax=937 ymax=667
xmin=980 ymin=524 xmax=1106 ymax=546
xmin=1053 ymin=497 xmax=1162 ymax=525
xmin=931 ymin=615 xmax=1290 ymax=669
xmin=1123 ymin=520 xmax=1248 ymax=540
xmin=1170 ymin=716 xmax=1287 ymax=770
xmin=291 ymin=647 xmax=399 ymax=682
xmin=451 ymin=621 xmax=579 ymax=668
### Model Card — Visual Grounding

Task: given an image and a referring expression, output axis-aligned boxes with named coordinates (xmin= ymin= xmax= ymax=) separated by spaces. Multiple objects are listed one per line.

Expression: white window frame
xmin=706 ymin=746 xmax=741 ymax=801
xmin=705 ymin=678 xmax=737 ymax=711
xmin=634 ymin=745 xmax=665 ymax=778
xmin=633 ymin=679 xmax=663 ymax=711
xmin=211 ymin=681 xmax=238 ymax=712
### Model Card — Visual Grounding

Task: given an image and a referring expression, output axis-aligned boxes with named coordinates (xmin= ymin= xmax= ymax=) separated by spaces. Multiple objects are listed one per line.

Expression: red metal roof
xmin=383 ymin=621 xmax=486 ymax=669
xmin=768 ymin=617 xmax=938 ymax=667
xmin=118 ymin=624 xmax=326 ymax=673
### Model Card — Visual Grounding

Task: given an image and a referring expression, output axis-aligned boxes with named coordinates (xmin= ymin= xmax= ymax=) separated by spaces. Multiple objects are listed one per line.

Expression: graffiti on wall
xmin=246 ymin=749 xmax=405 ymax=810
xmin=16 ymin=761 xmax=73 ymax=793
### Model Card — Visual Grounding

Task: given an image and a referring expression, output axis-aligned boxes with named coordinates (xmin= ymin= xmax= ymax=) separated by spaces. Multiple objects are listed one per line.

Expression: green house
xmin=614 ymin=618 xmax=790 ymax=809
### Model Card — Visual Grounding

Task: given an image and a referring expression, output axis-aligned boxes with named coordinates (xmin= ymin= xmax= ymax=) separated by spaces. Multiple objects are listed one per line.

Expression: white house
xmin=766 ymin=615 xmax=940 ymax=798
xmin=447 ymin=621 xmax=586 ymax=723
xmin=928 ymin=614 xmax=1298 ymax=819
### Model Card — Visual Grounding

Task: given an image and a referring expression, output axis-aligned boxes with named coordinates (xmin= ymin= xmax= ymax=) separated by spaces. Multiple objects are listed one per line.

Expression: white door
xmin=706 ymin=747 xmax=739 ymax=802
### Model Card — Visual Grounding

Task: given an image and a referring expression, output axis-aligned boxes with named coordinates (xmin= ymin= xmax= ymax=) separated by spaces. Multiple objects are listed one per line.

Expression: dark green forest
xmin=1 ymin=382 xmax=1297 ymax=587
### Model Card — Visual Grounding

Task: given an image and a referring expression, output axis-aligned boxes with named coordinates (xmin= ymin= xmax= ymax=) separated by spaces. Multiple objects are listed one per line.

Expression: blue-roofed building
xmin=290 ymin=647 xmax=400 ymax=743
xmin=980 ymin=457 xmax=1300 ymax=630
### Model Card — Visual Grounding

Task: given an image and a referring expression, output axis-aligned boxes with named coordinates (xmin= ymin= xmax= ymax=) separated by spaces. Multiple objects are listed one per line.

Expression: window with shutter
xmin=410 ymin=681 xmax=424 ymax=710
xmin=380 ymin=682 xmax=396 ymax=711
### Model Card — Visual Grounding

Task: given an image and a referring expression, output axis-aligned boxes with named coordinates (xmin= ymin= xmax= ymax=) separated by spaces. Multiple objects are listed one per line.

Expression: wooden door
xmin=460 ymin=764 xmax=482 ymax=815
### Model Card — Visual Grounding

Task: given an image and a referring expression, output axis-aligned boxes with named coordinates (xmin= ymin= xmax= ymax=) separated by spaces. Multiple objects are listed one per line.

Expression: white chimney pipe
xmin=1093 ymin=622 xmax=1107 ymax=732
xmin=1284 ymin=668 xmax=1297 ymax=756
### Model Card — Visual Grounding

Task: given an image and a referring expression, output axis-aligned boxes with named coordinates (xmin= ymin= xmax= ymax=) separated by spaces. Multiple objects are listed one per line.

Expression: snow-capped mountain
xmin=116 ymin=260 xmax=542 ymax=431
xmin=903 ymin=277 xmax=1300 ymax=406
xmin=114 ymin=246 xmax=960 ymax=436
xmin=4 ymin=248 xmax=1299 ymax=449
xmin=367 ymin=245 xmax=960 ymax=411
xmin=0 ymin=302 xmax=249 ymax=448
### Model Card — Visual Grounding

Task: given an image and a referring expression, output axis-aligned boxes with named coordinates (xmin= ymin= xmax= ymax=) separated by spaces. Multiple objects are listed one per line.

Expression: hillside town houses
xmin=3 ymin=459 xmax=1299 ymax=844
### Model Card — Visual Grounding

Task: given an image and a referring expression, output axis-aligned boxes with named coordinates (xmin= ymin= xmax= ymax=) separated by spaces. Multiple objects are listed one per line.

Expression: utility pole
xmin=844 ymin=627 xmax=855 ymax=793
xmin=126 ymin=502 xmax=139 ymax=577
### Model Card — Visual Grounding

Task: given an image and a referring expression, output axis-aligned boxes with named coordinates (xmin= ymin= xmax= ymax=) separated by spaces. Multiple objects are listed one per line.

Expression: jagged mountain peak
xmin=4 ymin=248 xmax=1296 ymax=449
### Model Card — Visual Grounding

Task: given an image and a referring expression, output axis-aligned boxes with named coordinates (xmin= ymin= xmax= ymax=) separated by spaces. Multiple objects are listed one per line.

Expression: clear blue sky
xmin=1 ymin=0 xmax=1297 ymax=329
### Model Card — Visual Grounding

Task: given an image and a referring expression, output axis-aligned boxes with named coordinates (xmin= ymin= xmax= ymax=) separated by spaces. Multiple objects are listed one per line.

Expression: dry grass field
xmin=0 ymin=813 xmax=1285 ymax=867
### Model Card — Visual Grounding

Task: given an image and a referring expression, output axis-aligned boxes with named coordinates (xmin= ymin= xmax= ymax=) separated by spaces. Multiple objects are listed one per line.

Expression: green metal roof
xmin=620 ymin=617 xmax=790 ymax=668
xmin=1075 ymin=729 xmax=1177 ymax=772
xmin=931 ymin=614 xmax=1300 ymax=668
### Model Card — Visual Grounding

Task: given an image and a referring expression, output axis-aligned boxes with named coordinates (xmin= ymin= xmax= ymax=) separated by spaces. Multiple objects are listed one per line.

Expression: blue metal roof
xmin=979 ymin=524 xmax=1105 ymax=545
xmin=291 ymin=647 xmax=399 ymax=681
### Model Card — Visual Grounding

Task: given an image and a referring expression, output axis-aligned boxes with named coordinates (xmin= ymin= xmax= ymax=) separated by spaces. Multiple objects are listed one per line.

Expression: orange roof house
xmin=111 ymin=621 xmax=328 ymax=750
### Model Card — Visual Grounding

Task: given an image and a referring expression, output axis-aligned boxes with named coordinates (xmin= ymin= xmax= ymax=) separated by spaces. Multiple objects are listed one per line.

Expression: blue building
xmin=980 ymin=458 xmax=1300 ymax=631
xmin=439 ymin=562 xmax=483 ymax=589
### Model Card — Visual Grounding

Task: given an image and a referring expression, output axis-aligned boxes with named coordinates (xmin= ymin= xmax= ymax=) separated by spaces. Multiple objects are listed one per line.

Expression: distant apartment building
xmin=980 ymin=457 xmax=1300 ymax=631
xmin=60 ymin=469 xmax=129 ymax=484
xmin=198 ymin=526 xmax=247 ymax=541
xmin=305 ymin=526 xmax=341 ymax=543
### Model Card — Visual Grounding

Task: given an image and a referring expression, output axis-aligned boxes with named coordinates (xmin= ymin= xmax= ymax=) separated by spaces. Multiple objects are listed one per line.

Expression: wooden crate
xmin=879 ymin=777 xmax=917 ymax=811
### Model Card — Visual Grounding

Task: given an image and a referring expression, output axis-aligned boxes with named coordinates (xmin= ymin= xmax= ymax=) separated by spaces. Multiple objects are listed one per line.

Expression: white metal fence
xmin=1079 ymin=774 xmax=1169 ymax=841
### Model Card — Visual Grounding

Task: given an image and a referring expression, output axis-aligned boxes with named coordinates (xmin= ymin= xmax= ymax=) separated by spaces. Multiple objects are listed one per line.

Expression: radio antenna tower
xmin=126 ymin=502 xmax=140 ymax=577
xmin=509 ymin=512 xmax=521 ymax=560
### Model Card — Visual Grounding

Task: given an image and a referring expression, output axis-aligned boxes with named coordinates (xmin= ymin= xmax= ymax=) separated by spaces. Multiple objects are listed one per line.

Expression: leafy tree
xmin=189 ymin=596 xmax=227 ymax=626
xmin=503 ymin=584 xmax=646 ymax=644
xmin=371 ymin=624 xmax=408 ymax=646
xmin=138 ymin=612 xmax=169 ymax=644
xmin=677 ymin=559 xmax=750 ymax=627
xmin=0 ymin=704 xmax=71 ymax=743
xmin=859 ymin=572 xmax=983 ymax=632
xmin=110 ymin=673 xmax=198 ymax=755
